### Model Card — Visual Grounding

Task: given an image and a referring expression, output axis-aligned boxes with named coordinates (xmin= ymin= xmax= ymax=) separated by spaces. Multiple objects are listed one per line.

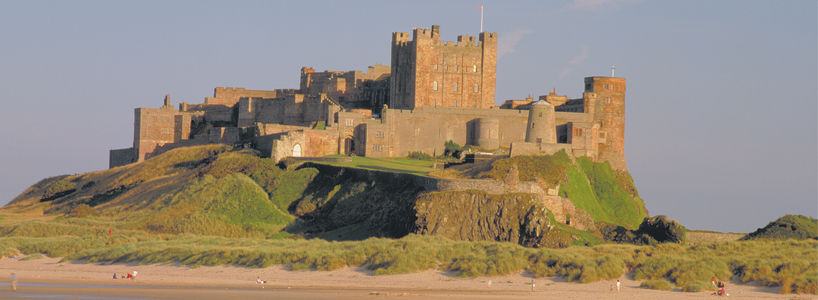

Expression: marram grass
xmin=0 ymin=218 xmax=814 ymax=294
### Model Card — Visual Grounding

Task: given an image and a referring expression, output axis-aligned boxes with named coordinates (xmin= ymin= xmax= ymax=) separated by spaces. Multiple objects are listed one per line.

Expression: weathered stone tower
xmin=525 ymin=100 xmax=556 ymax=144
xmin=584 ymin=76 xmax=627 ymax=170
xmin=474 ymin=118 xmax=500 ymax=150
xmin=389 ymin=25 xmax=497 ymax=110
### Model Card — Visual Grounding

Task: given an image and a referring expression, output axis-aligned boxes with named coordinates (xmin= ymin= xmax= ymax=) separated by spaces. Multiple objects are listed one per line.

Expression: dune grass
xmin=0 ymin=214 xmax=814 ymax=294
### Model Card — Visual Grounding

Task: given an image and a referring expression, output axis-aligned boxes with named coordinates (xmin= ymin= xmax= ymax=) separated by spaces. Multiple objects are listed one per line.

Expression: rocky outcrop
xmin=413 ymin=191 xmax=552 ymax=247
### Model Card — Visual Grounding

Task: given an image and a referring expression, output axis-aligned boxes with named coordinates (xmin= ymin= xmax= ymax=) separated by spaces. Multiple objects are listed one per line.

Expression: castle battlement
xmin=111 ymin=23 xmax=627 ymax=173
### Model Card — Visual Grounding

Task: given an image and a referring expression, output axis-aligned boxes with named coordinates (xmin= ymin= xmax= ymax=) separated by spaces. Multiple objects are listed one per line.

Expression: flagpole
xmin=480 ymin=6 xmax=484 ymax=32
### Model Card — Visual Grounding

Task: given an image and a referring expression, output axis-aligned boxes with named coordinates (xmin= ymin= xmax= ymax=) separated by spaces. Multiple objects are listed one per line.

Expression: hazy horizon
xmin=1 ymin=0 xmax=815 ymax=233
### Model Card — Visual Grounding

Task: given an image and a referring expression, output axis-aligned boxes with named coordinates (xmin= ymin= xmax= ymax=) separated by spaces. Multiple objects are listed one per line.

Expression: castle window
xmin=375 ymin=131 xmax=384 ymax=138
xmin=531 ymin=123 xmax=535 ymax=129
xmin=585 ymin=83 xmax=592 ymax=91
xmin=433 ymin=81 xmax=438 ymax=91
xmin=434 ymin=64 xmax=438 ymax=70
xmin=154 ymin=116 xmax=158 ymax=122
xmin=453 ymin=100 xmax=457 ymax=107
xmin=454 ymin=65 xmax=458 ymax=72
xmin=605 ymin=97 xmax=611 ymax=104
xmin=536 ymin=138 xmax=542 ymax=143
xmin=345 ymin=119 xmax=353 ymax=127
xmin=575 ymin=128 xmax=583 ymax=137
xmin=539 ymin=112 xmax=542 ymax=117
xmin=473 ymin=101 xmax=477 ymax=108
xmin=474 ymin=84 xmax=479 ymax=93
xmin=444 ymin=65 xmax=448 ymax=71
xmin=473 ymin=65 xmax=477 ymax=72
xmin=453 ymin=82 xmax=458 ymax=91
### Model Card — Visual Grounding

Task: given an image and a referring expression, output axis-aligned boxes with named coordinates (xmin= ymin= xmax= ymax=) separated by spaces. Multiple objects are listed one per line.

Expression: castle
xmin=109 ymin=25 xmax=627 ymax=171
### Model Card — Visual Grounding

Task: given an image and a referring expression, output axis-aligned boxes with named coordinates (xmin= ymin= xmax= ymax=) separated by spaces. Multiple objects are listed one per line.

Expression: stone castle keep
xmin=109 ymin=25 xmax=627 ymax=171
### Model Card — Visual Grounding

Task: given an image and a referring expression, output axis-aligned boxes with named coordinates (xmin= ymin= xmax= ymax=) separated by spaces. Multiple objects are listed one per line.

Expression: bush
xmin=682 ymin=280 xmax=718 ymax=292
xmin=407 ymin=151 xmax=433 ymax=161
xmin=640 ymin=279 xmax=675 ymax=290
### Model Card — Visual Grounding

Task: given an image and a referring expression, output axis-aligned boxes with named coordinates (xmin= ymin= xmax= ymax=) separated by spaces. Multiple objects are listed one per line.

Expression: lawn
xmin=317 ymin=155 xmax=437 ymax=176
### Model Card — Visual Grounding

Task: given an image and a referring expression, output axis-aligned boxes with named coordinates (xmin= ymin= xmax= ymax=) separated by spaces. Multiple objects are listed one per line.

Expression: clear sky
xmin=1 ymin=0 xmax=815 ymax=233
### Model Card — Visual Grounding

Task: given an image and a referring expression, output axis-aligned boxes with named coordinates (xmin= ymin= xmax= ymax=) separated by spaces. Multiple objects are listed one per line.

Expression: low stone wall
xmin=109 ymin=148 xmax=133 ymax=168
xmin=287 ymin=157 xmax=352 ymax=163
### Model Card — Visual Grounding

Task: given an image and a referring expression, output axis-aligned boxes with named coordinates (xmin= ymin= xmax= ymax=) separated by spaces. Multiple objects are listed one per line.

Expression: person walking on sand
xmin=616 ymin=279 xmax=620 ymax=293
xmin=531 ymin=278 xmax=535 ymax=291
xmin=10 ymin=273 xmax=18 ymax=291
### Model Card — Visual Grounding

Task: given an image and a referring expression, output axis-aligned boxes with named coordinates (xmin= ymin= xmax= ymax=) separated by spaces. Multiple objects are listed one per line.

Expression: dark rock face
xmin=413 ymin=191 xmax=552 ymax=247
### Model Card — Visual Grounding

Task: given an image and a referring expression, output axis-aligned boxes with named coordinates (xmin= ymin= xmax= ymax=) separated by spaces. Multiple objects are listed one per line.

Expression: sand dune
xmin=0 ymin=256 xmax=795 ymax=299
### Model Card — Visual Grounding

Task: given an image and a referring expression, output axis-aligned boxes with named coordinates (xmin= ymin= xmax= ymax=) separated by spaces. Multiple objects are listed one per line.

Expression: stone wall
xmin=541 ymin=195 xmax=596 ymax=231
xmin=383 ymin=106 xmax=530 ymax=156
xmin=237 ymin=94 xmax=331 ymax=127
xmin=108 ymin=148 xmax=133 ymax=168
xmin=299 ymin=64 xmax=390 ymax=105
xmin=509 ymin=142 xmax=573 ymax=158
xmin=205 ymin=87 xmax=287 ymax=106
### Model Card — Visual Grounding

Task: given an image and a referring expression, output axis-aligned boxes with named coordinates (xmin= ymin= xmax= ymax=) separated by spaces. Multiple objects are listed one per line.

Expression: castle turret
xmin=525 ymin=100 xmax=556 ymax=144
xmin=474 ymin=118 xmax=500 ymax=150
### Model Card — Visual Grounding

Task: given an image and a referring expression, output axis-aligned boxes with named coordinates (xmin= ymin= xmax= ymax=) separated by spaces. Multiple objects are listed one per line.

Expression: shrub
xmin=444 ymin=140 xmax=461 ymax=152
xmin=407 ymin=151 xmax=433 ymax=161
xmin=681 ymin=280 xmax=718 ymax=292
xmin=640 ymin=279 xmax=675 ymax=290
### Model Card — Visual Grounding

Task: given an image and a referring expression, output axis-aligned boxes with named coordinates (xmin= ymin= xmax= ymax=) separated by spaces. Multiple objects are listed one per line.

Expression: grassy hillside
xmin=444 ymin=150 xmax=648 ymax=230
xmin=1 ymin=145 xmax=816 ymax=294
xmin=741 ymin=215 xmax=818 ymax=241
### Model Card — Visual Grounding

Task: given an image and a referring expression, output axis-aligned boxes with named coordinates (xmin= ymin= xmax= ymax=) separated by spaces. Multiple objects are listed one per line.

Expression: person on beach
xmin=531 ymin=278 xmax=535 ymax=291
xmin=10 ymin=273 xmax=18 ymax=291
xmin=131 ymin=270 xmax=137 ymax=281
xmin=711 ymin=276 xmax=717 ymax=285
xmin=616 ymin=279 xmax=620 ymax=293
xmin=256 ymin=277 xmax=266 ymax=284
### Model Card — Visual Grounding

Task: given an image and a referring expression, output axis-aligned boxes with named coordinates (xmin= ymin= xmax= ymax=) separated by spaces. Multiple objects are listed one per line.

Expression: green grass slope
xmin=740 ymin=215 xmax=818 ymax=241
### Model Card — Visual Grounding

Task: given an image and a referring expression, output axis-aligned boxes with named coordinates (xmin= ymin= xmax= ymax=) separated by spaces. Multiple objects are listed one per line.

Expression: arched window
xmin=293 ymin=144 xmax=302 ymax=157
xmin=433 ymin=81 xmax=438 ymax=91
xmin=474 ymin=84 xmax=479 ymax=93
xmin=453 ymin=82 xmax=458 ymax=91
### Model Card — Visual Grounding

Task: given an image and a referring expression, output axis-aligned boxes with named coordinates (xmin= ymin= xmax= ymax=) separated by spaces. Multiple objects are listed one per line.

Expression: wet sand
xmin=0 ymin=256 xmax=797 ymax=299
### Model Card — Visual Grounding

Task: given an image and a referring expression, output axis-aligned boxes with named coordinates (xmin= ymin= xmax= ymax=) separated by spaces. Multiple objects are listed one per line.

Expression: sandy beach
xmin=0 ymin=256 xmax=801 ymax=299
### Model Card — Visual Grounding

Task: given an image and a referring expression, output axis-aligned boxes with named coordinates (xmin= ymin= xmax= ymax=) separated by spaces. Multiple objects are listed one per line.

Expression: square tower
xmin=584 ymin=76 xmax=627 ymax=170
xmin=389 ymin=25 xmax=497 ymax=110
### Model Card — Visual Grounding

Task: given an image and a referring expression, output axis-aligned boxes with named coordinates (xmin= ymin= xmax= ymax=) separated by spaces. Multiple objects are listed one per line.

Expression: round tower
xmin=474 ymin=118 xmax=500 ymax=150
xmin=525 ymin=100 xmax=556 ymax=144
